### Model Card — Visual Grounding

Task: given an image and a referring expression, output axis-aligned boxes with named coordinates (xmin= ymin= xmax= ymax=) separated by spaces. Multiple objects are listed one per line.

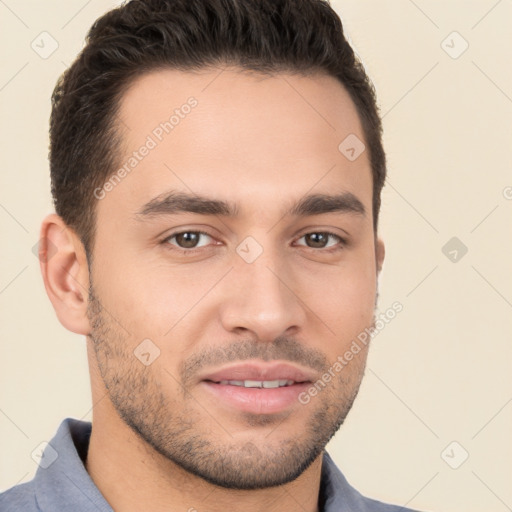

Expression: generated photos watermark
xmin=298 ymin=301 xmax=403 ymax=405
xmin=94 ymin=96 xmax=198 ymax=200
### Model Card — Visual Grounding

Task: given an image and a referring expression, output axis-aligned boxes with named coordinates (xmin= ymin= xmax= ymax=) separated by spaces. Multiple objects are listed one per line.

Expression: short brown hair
xmin=50 ymin=0 xmax=386 ymax=259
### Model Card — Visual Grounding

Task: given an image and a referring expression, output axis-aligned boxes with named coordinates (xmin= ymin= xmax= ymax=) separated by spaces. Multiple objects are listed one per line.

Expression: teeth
xmin=244 ymin=380 xmax=264 ymax=388
xmin=218 ymin=379 xmax=295 ymax=388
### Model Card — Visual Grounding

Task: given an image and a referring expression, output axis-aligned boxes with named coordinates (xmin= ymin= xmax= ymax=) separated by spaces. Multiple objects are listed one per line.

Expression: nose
xmin=218 ymin=247 xmax=307 ymax=342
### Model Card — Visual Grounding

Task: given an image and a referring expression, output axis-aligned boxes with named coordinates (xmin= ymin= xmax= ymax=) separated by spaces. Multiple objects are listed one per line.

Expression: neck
xmin=85 ymin=410 xmax=323 ymax=512
xmin=85 ymin=350 xmax=322 ymax=512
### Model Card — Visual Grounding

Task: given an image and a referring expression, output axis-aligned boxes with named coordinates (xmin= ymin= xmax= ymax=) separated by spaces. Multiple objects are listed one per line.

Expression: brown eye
xmin=305 ymin=233 xmax=329 ymax=248
xmin=296 ymin=232 xmax=344 ymax=250
xmin=165 ymin=231 xmax=213 ymax=249
xmin=175 ymin=232 xmax=200 ymax=248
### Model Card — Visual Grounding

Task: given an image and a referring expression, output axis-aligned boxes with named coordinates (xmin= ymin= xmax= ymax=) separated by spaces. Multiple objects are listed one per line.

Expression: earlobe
xmin=376 ymin=237 xmax=385 ymax=273
xmin=39 ymin=214 xmax=91 ymax=335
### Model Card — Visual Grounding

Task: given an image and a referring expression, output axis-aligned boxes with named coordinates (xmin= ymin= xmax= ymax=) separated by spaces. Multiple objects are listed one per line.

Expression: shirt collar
xmin=33 ymin=418 xmax=394 ymax=512
xmin=34 ymin=418 xmax=112 ymax=511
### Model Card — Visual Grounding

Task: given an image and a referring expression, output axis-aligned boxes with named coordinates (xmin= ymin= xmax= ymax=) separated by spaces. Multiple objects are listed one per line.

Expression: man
xmin=0 ymin=0 xmax=423 ymax=511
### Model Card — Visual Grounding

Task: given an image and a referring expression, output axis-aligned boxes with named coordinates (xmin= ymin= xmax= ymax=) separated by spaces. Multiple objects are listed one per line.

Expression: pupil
xmin=307 ymin=233 xmax=327 ymax=248
xmin=177 ymin=232 xmax=199 ymax=248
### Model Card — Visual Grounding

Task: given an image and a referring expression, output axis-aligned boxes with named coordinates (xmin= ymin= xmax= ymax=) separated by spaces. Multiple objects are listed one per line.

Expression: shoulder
xmin=356 ymin=495 xmax=423 ymax=512
xmin=0 ymin=480 xmax=39 ymax=512
xmin=0 ymin=417 xmax=92 ymax=512
xmin=321 ymin=452 xmax=425 ymax=512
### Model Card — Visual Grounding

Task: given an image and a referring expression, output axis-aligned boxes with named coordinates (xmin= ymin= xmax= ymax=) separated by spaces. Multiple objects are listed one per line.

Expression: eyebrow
xmin=135 ymin=190 xmax=366 ymax=219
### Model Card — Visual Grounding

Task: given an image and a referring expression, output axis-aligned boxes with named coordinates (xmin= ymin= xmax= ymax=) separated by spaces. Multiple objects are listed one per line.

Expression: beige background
xmin=1 ymin=1 xmax=511 ymax=511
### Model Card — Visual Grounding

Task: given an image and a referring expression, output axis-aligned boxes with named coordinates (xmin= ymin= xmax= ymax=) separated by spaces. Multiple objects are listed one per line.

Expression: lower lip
xmin=201 ymin=381 xmax=310 ymax=415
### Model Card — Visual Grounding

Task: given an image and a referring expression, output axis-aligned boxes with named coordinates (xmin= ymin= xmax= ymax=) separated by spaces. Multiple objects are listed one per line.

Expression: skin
xmin=40 ymin=67 xmax=385 ymax=512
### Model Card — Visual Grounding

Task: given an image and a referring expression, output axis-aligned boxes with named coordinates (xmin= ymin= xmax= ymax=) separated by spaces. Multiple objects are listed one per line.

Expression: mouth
xmin=214 ymin=379 xmax=296 ymax=388
xmin=198 ymin=362 xmax=316 ymax=415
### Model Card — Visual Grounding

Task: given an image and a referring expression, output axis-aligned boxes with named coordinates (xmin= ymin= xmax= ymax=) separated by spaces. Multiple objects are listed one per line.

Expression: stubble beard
xmin=86 ymin=284 xmax=368 ymax=490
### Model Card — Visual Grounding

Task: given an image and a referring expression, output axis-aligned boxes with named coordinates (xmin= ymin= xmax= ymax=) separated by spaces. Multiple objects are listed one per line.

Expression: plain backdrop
xmin=1 ymin=1 xmax=511 ymax=511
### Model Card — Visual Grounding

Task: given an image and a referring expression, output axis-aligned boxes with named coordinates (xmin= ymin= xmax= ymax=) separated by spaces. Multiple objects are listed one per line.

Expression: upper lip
xmin=199 ymin=361 xmax=318 ymax=384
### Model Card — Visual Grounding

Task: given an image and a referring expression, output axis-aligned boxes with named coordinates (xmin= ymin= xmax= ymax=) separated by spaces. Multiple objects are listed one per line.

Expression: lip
xmin=199 ymin=361 xmax=317 ymax=384
xmin=198 ymin=361 xmax=317 ymax=415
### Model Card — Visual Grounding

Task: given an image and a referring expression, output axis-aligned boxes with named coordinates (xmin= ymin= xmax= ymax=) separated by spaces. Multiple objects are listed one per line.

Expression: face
xmin=86 ymin=67 xmax=383 ymax=489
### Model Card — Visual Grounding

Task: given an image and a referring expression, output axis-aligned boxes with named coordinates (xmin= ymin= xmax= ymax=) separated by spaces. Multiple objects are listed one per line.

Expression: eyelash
xmin=161 ymin=230 xmax=346 ymax=255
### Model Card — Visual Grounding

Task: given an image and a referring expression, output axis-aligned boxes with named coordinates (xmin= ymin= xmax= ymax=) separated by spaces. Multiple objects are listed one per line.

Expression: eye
xmin=164 ymin=230 xmax=214 ymax=250
xmin=161 ymin=230 xmax=345 ymax=254
xmin=295 ymin=232 xmax=344 ymax=250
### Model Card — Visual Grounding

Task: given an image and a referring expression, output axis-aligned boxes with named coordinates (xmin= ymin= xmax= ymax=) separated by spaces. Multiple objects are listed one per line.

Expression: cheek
xmin=310 ymin=249 xmax=377 ymax=299
xmin=315 ymin=279 xmax=375 ymax=330
xmin=300 ymin=256 xmax=377 ymax=348
xmin=90 ymin=254 xmax=171 ymax=336
xmin=94 ymin=253 xmax=223 ymax=347
xmin=338 ymin=268 xmax=377 ymax=321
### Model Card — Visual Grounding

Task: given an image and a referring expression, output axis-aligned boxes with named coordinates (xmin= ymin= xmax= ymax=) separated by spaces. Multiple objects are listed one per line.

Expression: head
xmin=41 ymin=0 xmax=386 ymax=490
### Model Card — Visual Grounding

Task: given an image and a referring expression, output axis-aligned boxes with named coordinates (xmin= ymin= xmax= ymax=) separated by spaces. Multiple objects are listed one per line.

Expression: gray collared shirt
xmin=0 ymin=418 xmax=422 ymax=511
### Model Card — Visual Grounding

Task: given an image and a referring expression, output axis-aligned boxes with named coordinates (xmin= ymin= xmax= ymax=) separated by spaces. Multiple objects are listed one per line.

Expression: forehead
xmin=99 ymin=67 xmax=372 ymax=221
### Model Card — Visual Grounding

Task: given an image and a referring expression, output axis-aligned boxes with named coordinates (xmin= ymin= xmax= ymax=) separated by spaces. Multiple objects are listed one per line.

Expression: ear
xmin=38 ymin=214 xmax=91 ymax=335
xmin=375 ymin=237 xmax=385 ymax=274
